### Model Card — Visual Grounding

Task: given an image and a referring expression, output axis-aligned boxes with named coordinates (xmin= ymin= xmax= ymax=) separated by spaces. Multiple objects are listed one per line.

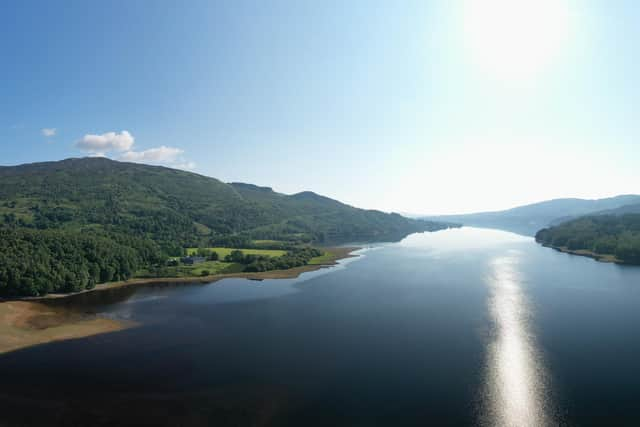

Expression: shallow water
xmin=2 ymin=227 xmax=640 ymax=426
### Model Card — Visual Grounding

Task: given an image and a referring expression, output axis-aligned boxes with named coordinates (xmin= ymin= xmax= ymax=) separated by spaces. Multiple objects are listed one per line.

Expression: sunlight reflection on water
xmin=482 ymin=252 xmax=552 ymax=427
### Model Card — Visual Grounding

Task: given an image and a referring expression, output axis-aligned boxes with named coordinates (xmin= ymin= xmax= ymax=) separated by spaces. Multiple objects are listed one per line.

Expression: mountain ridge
xmin=0 ymin=157 xmax=450 ymax=248
xmin=422 ymin=195 xmax=640 ymax=236
xmin=0 ymin=157 xmax=456 ymax=296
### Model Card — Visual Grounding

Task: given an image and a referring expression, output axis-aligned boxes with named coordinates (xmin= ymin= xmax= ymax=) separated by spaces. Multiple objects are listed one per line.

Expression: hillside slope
xmin=588 ymin=203 xmax=640 ymax=217
xmin=0 ymin=157 xmax=448 ymax=249
xmin=0 ymin=157 xmax=455 ymax=296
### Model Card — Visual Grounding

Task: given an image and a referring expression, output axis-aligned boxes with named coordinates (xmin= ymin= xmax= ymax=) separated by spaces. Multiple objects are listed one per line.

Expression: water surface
xmin=2 ymin=227 xmax=640 ymax=426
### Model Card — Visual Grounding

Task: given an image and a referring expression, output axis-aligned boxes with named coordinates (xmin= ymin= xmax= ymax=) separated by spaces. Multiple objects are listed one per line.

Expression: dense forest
xmin=535 ymin=214 xmax=640 ymax=264
xmin=0 ymin=157 xmax=453 ymax=296
xmin=0 ymin=228 xmax=165 ymax=297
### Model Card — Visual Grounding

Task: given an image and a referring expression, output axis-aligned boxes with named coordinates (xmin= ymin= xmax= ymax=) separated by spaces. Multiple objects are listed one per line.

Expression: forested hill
xmin=0 ymin=157 xmax=449 ymax=249
xmin=0 ymin=157 xmax=454 ymax=296
xmin=535 ymin=214 xmax=640 ymax=264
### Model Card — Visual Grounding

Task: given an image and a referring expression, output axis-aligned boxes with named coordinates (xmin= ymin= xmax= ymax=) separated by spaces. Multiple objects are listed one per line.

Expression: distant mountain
xmin=423 ymin=195 xmax=640 ymax=236
xmin=0 ymin=157 xmax=449 ymax=250
xmin=549 ymin=202 xmax=640 ymax=227
xmin=590 ymin=203 xmax=640 ymax=216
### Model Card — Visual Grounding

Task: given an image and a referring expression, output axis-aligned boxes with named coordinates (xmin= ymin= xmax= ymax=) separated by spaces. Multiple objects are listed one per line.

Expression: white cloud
xmin=76 ymin=130 xmax=134 ymax=153
xmin=41 ymin=128 xmax=56 ymax=137
xmin=75 ymin=130 xmax=195 ymax=170
xmin=119 ymin=146 xmax=184 ymax=163
xmin=119 ymin=145 xmax=196 ymax=170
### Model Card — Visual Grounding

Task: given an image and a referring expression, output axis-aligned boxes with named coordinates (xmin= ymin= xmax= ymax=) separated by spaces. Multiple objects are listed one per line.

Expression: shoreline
xmin=0 ymin=247 xmax=359 ymax=354
xmin=541 ymin=243 xmax=622 ymax=264
xmin=13 ymin=246 xmax=360 ymax=301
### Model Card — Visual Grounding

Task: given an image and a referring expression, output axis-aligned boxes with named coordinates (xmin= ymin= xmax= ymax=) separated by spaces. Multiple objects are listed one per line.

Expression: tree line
xmin=0 ymin=228 xmax=165 ymax=297
xmin=224 ymin=247 xmax=324 ymax=272
xmin=535 ymin=214 xmax=640 ymax=264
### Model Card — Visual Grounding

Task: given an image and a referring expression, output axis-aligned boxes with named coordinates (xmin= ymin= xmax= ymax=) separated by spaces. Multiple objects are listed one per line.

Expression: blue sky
xmin=1 ymin=0 xmax=638 ymax=214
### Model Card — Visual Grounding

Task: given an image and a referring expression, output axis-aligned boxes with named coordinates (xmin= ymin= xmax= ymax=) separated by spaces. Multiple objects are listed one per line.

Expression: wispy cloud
xmin=41 ymin=128 xmax=57 ymax=137
xmin=120 ymin=146 xmax=183 ymax=163
xmin=120 ymin=146 xmax=196 ymax=170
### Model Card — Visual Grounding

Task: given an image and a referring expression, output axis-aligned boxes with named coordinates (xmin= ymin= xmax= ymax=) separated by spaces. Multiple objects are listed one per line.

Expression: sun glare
xmin=462 ymin=0 xmax=571 ymax=82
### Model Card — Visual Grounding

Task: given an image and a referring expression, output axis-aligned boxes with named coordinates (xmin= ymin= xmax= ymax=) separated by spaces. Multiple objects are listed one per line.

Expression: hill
xmin=588 ymin=203 xmax=640 ymax=216
xmin=423 ymin=195 xmax=640 ymax=236
xmin=0 ymin=158 xmax=452 ymax=296
xmin=535 ymin=214 xmax=640 ymax=265
xmin=0 ymin=157 xmax=449 ymax=248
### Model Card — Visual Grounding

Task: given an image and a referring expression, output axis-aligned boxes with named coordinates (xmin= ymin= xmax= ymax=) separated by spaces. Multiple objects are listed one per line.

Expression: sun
xmin=462 ymin=0 xmax=571 ymax=82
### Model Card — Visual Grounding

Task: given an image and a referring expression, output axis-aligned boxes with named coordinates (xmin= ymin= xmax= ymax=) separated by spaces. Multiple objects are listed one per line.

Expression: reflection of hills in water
xmin=320 ymin=226 xmax=460 ymax=246
xmin=43 ymin=284 xmax=140 ymax=311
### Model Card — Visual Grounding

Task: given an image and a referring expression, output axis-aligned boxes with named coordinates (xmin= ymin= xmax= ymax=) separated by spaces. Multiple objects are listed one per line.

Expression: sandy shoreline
xmin=0 ymin=247 xmax=359 ymax=354
xmin=0 ymin=301 xmax=128 ymax=354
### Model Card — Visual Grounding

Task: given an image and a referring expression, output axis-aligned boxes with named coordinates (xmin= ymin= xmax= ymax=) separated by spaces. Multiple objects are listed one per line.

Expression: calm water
xmin=2 ymin=227 xmax=640 ymax=426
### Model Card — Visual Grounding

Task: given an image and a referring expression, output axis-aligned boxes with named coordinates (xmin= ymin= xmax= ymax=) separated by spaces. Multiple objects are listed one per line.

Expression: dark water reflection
xmin=3 ymin=228 xmax=640 ymax=426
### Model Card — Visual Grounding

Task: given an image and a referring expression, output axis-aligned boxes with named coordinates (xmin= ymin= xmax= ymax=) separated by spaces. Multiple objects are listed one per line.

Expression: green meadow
xmin=136 ymin=260 xmax=245 ymax=279
xmin=307 ymin=251 xmax=335 ymax=265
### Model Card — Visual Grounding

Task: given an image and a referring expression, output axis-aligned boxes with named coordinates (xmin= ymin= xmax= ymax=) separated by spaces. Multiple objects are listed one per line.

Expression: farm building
xmin=181 ymin=256 xmax=206 ymax=265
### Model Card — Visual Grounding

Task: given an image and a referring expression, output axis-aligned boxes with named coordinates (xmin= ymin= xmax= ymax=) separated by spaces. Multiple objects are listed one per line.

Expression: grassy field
xmin=141 ymin=246 xmax=352 ymax=280
xmin=136 ymin=260 xmax=245 ymax=279
xmin=183 ymin=260 xmax=244 ymax=276
xmin=186 ymin=247 xmax=287 ymax=257
xmin=308 ymin=250 xmax=337 ymax=265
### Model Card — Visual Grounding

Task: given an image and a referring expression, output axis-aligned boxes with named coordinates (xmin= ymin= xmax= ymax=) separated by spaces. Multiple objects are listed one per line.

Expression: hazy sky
xmin=1 ymin=0 xmax=638 ymax=214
